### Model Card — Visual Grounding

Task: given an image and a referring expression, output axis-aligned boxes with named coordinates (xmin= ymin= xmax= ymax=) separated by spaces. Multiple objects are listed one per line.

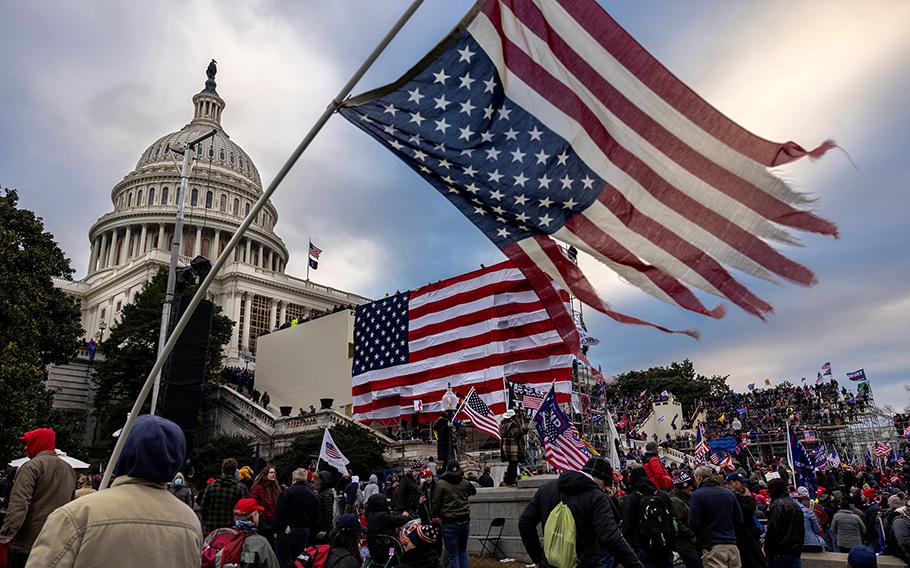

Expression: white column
xmin=194 ymin=226 xmax=202 ymax=257
xmin=98 ymin=232 xmax=109 ymax=269
xmin=269 ymin=299 xmax=278 ymax=331
xmin=229 ymin=291 xmax=241 ymax=355
xmin=241 ymin=292 xmax=252 ymax=352
xmin=157 ymin=224 xmax=165 ymax=251
xmin=107 ymin=229 xmax=119 ymax=267
xmin=213 ymin=230 xmax=220 ymax=258
xmin=122 ymin=226 xmax=132 ymax=262
xmin=245 ymin=239 xmax=252 ymax=264
xmin=278 ymin=301 xmax=287 ymax=328
xmin=267 ymin=249 xmax=274 ymax=272
xmin=87 ymin=237 xmax=99 ymax=275
xmin=138 ymin=224 xmax=148 ymax=255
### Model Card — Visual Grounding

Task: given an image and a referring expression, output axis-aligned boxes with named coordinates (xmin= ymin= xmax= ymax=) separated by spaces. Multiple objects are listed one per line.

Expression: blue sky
xmin=2 ymin=1 xmax=908 ymax=408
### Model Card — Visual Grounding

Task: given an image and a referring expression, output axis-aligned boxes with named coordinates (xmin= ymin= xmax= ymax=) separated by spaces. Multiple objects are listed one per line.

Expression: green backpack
xmin=543 ymin=498 xmax=577 ymax=568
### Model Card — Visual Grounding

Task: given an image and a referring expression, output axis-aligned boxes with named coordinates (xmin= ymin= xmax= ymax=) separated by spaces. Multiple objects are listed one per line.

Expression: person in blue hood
xmin=25 ymin=415 xmax=204 ymax=568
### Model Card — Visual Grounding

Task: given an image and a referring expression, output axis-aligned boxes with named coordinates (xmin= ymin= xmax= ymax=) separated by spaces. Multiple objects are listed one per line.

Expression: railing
xmin=52 ymin=277 xmax=89 ymax=293
xmin=218 ymin=386 xmax=276 ymax=431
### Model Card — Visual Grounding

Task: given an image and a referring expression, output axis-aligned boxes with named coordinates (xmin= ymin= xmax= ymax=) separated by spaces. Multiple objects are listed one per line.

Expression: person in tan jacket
xmin=0 ymin=428 xmax=76 ymax=568
xmin=25 ymin=415 xmax=202 ymax=568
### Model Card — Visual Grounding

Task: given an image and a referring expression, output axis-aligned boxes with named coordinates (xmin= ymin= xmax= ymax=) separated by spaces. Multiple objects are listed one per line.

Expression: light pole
xmin=98 ymin=320 xmax=107 ymax=342
xmin=150 ymin=128 xmax=216 ymax=415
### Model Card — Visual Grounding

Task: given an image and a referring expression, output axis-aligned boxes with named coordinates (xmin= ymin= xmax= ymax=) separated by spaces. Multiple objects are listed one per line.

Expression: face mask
xmin=174 ymin=478 xmax=183 ymax=486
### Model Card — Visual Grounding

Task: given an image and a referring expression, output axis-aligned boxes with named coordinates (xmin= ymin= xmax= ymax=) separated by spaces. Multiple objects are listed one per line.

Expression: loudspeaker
xmin=157 ymin=296 xmax=213 ymax=446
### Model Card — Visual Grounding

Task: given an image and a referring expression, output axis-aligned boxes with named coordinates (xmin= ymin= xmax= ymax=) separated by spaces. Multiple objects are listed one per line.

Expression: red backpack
xmin=201 ymin=528 xmax=248 ymax=568
xmin=294 ymin=544 xmax=331 ymax=568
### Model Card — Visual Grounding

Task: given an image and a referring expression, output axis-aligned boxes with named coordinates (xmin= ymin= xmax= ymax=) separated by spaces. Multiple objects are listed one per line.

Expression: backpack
xmin=885 ymin=512 xmax=908 ymax=560
xmin=543 ymin=498 xmax=578 ymax=568
xmin=201 ymin=528 xmax=248 ymax=568
xmin=294 ymin=544 xmax=331 ymax=568
xmin=638 ymin=492 xmax=676 ymax=551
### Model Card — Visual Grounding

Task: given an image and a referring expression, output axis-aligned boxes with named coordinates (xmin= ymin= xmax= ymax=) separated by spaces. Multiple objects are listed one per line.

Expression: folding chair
xmin=477 ymin=517 xmax=506 ymax=559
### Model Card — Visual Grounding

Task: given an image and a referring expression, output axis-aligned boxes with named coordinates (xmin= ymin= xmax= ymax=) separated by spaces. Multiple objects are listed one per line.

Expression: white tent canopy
xmin=9 ymin=449 xmax=90 ymax=470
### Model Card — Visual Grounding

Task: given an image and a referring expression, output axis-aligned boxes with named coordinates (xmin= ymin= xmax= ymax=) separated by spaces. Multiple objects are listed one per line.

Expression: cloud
xmin=2 ymin=1 xmax=908 ymax=409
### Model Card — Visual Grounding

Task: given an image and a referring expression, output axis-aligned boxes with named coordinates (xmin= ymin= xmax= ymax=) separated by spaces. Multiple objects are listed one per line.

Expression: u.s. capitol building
xmin=57 ymin=65 xmax=368 ymax=365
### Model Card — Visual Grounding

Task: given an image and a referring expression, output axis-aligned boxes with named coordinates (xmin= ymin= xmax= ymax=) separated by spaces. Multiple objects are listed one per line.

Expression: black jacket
xmin=366 ymin=494 xmax=409 ymax=563
xmin=765 ymin=496 xmax=805 ymax=556
xmin=519 ymin=471 xmax=642 ymax=568
xmin=477 ymin=474 xmax=494 ymax=488
xmin=733 ymin=493 xmax=766 ymax=568
xmin=621 ymin=471 xmax=673 ymax=550
xmin=399 ymin=473 xmax=420 ymax=513
xmin=318 ymin=472 xmax=336 ymax=533
xmin=688 ymin=479 xmax=740 ymax=547
xmin=273 ymin=481 xmax=320 ymax=534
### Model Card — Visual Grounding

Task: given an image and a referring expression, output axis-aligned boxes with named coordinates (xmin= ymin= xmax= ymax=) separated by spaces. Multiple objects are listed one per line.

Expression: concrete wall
xmin=254 ymin=310 xmax=354 ymax=414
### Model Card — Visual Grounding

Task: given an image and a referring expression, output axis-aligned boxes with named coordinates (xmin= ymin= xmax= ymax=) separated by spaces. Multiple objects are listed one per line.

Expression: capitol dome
xmin=86 ymin=66 xmax=287 ymax=278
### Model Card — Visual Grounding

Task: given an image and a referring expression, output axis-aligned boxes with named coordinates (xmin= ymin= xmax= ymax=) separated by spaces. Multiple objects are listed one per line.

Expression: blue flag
xmin=865 ymin=450 xmax=874 ymax=469
xmin=788 ymin=424 xmax=817 ymax=497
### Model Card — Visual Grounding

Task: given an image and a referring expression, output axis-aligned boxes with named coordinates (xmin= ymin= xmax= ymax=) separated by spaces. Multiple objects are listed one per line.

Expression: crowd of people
xmin=517 ymin=441 xmax=910 ymax=568
xmin=1 ymin=418 xmax=909 ymax=567
xmin=0 ymin=419 xmax=489 ymax=568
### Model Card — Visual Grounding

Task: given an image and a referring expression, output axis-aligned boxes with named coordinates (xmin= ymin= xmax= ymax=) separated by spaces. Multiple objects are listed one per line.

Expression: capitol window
xmin=128 ymin=192 xmax=133 ymax=207
xmin=219 ymin=149 xmax=225 ymax=161
xmin=244 ymin=203 xmax=250 ymax=217
xmin=233 ymin=198 xmax=240 ymax=216
xmin=137 ymin=189 xmax=143 ymax=206
xmin=191 ymin=188 xmax=198 ymax=207
xmin=161 ymin=187 xmax=169 ymax=205
xmin=208 ymin=146 xmax=214 ymax=158
xmin=148 ymin=188 xmax=156 ymax=205
xmin=230 ymin=152 xmax=234 ymax=165
xmin=197 ymin=145 xmax=203 ymax=156
xmin=220 ymin=194 xmax=227 ymax=212
xmin=205 ymin=190 xmax=213 ymax=209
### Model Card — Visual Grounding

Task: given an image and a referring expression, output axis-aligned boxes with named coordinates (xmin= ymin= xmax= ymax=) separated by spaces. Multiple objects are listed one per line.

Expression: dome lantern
xmin=191 ymin=59 xmax=225 ymax=129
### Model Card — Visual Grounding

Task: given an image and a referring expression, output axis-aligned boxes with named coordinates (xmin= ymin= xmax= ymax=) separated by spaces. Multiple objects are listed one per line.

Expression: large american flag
xmin=457 ymin=387 xmax=502 ymax=440
xmin=534 ymin=385 xmax=590 ymax=471
xmin=340 ymin=0 xmax=837 ymax=339
xmin=351 ymin=261 xmax=573 ymax=422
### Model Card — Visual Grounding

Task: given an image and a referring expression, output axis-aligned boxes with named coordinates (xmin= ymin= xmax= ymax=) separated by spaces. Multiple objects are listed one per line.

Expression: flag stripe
xmin=476 ymin=5 xmax=818 ymax=289
xmin=409 ymin=310 xmax=550 ymax=354
xmin=409 ymin=297 xmax=548 ymax=341
xmin=408 ymin=277 xmax=531 ymax=319
xmin=410 ymin=320 xmax=561 ymax=363
xmin=409 ymin=262 xmax=523 ymax=307
xmin=353 ymin=343 xmax=571 ymax=395
xmin=555 ymin=221 xmax=724 ymax=318
xmin=410 ymin=290 xmax=542 ymax=332
xmin=550 ymin=0 xmax=835 ymax=168
xmin=497 ymin=0 xmax=835 ymax=241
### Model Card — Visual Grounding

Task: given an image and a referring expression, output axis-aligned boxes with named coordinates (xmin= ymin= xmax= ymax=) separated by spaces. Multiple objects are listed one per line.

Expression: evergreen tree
xmin=91 ymin=267 xmax=233 ymax=443
xmin=273 ymin=422 xmax=387 ymax=482
xmin=606 ymin=359 xmax=730 ymax=418
xmin=0 ymin=188 xmax=83 ymax=465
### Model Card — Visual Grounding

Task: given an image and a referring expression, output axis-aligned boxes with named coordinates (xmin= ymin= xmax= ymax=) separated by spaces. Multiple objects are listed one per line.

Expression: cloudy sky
xmin=3 ymin=1 xmax=908 ymax=408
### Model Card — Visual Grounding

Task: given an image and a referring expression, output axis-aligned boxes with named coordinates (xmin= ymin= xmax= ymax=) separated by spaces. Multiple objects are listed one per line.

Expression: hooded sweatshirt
xmin=26 ymin=416 xmax=203 ymax=568
xmin=363 ymin=474 xmax=380 ymax=502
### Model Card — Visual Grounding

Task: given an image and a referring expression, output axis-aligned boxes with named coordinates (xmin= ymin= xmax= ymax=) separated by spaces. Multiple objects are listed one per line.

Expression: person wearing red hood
xmin=0 ymin=428 xmax=76 ymax=568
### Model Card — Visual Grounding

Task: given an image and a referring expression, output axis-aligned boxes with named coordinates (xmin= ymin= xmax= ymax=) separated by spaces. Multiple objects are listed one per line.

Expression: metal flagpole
xmin=306 ymin=237 xmax=310 ymax=281
xmin=150 ymin=128 xmax=216 ymax=416
xmin=99 ymin=0 xmax=425 ymax=490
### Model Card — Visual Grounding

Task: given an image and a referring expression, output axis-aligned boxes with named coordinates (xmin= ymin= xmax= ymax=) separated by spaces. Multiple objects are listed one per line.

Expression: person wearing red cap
xmin=0 ymin=428 xmax=76 ymax=568
xmin=201 ymin=497 xmax=280 ymax=568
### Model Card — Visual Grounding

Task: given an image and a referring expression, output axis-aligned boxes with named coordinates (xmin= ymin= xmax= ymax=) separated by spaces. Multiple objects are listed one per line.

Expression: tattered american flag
xmin=351 ymin=261 xmax=572 ymax=422
xmin=340 ymin=0 xmax=837 ymax=339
